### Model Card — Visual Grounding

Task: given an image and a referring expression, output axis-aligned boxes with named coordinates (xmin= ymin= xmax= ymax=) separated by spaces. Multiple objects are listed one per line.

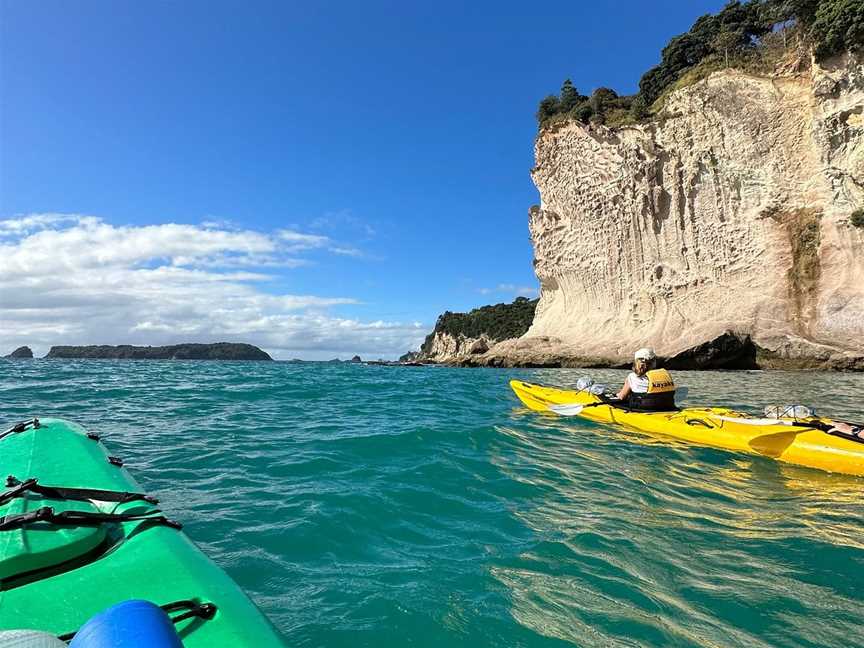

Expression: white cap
xmin=634 ymin=347 xmax=656 ymax=361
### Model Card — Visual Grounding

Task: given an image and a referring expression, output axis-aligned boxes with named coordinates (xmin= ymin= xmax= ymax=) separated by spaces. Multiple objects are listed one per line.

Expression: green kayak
xmin=0 ymin=417 xmax=285 ymax=646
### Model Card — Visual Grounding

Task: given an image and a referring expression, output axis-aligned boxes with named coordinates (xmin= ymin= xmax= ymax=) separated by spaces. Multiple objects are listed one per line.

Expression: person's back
xmin=616 ymin=348 xmax=677 ymax=411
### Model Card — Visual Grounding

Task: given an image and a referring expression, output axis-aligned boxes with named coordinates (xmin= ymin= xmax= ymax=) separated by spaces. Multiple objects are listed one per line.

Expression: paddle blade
xmin=549 ymin=403 xmax=586 ymax=416
xmin=748 ymin=430 xmax=801 ymax=457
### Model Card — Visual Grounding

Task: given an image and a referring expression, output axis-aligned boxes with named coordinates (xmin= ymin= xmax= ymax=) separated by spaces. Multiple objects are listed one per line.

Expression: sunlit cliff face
xmin=527 ymin=52 xmax=864 ymax=366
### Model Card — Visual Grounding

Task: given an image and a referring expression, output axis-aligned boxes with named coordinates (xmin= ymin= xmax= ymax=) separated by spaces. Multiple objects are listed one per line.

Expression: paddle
xmin=549 ymin=387 xmax=689 ymax=416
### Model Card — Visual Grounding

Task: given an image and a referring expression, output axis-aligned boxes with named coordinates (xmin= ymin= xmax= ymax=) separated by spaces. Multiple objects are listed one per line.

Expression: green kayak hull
xmin=0 ymin=418 xmax=285 ymax=646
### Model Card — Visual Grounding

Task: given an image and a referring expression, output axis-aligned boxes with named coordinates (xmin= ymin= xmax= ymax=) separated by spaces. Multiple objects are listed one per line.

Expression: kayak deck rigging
xmin=0 ymin=417 xmax=285 ymax=646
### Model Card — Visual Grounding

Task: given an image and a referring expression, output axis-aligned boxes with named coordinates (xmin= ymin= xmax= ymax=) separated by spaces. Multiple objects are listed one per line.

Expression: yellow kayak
xmin=510 ymin=380 xmax=864 ymax=477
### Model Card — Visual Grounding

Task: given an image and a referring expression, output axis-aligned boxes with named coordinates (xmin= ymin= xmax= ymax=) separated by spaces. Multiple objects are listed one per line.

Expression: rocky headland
xmin=44 ymin=343 xmax=273 ymax=361
xmin=418 ymin=298 xmax=538 ymax=364
xmin=415 ymin=3 xmax=864 ymax=371
xmin=517 ymin=53 xmax=864 ymax=370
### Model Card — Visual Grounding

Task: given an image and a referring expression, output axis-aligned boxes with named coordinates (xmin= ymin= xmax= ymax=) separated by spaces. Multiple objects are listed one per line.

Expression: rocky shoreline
xmin=413 ymin=331 xmax=864 ymax=371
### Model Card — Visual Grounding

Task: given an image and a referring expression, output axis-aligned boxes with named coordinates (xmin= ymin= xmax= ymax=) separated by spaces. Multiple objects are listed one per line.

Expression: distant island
xmin=4 ymin=346 xmax=34 ymax=359
xmin=44 ymin=343 xmax=273 ymax=361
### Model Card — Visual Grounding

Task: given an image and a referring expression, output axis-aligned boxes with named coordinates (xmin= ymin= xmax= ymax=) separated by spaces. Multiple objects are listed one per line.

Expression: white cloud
xmin=477 ymin=283 xmax=539 ymax=298
xmin=0 ymin=214 xmax=426 ymax=359
xmin=328 ymin=245 xmax=364 ymax=257
xmin=0 ymin=213 xmax=82 ymax=236
xmin=276 ymin=228 xmax=330 ymax=252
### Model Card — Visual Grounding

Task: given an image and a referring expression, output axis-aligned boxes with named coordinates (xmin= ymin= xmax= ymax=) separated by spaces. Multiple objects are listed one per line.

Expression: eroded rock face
xmin=420 ymin=332 xmax=495 ymax=364
xmin=525 ymin=53 xmax=864 ymax=368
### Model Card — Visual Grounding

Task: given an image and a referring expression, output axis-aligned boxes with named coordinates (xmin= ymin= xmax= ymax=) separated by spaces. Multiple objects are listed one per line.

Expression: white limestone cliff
xmin=519 ymin=53 xmax=864 ymax=369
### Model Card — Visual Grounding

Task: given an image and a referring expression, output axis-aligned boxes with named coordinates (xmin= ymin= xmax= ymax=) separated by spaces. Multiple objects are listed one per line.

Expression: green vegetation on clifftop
xmin=537 ymin=0 xmax=864 ymax=128
xmin=420 ymin=297 xmax=538 ymax=354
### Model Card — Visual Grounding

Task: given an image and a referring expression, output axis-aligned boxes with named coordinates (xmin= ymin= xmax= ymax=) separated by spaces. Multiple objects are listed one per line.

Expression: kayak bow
xmin=0 ymin=418 xmax=285 ymax=646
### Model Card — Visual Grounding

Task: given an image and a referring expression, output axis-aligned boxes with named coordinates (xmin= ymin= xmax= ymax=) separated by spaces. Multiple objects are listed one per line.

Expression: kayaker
xmin=616 ymin=347 xmax=677 ymax=410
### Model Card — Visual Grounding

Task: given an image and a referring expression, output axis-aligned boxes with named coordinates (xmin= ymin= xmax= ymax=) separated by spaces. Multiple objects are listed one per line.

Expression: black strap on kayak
xmin=0 ymin=418 xmax=40 ymax=442
xmin=0 ymin=476 xmax=159 ymax=507
xmin=161 ymin=599 xmax=218 ymax=624
xmin=0 ymin=506 xmax=181 ymax=532
xmin=57 ymin=599 xmax=218 ymax=642
xmin=685 ymin=418 xmax=715 ymax=428
xmin=578 ymin=396 xmax=680 ymax=414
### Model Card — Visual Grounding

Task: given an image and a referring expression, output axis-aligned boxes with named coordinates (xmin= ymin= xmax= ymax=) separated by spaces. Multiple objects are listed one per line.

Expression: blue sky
xmin=0 ymin=0 xmax=724 ymax=359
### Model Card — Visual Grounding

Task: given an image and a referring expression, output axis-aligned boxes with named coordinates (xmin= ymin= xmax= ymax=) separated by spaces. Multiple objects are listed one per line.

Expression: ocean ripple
xmin=2 ymin=360 xmax=863 ymax=647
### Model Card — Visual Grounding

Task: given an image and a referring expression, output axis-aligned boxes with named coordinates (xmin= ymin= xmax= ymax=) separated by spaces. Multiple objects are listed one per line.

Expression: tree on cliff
xmin=712 ymin=29 xmax=746 ymax=67
xmin=536 ymin=95 xmax=560 ymax=124
xmin=589 ymin=87 xmax=619 ymax=116
xmin=558 ymin=79 xmax=582 ymax=112
xmin=811 ymin=0 xmax=864 ymax=59
xmin=535 ymin=0 xmax=864 ymax=129
xmin=779 ymin=0 xmax=821 ymax=23
xmin=638 ymin=1 xmax=772 ymax=106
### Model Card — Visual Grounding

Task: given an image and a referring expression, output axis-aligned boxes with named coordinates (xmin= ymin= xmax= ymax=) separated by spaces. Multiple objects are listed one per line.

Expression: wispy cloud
xmin=0 ymin=213 xmax=425 ymax=359
xmin=309 ymin=208 xmax=377 ymax=241
xmin=328 ymin=245 xmax=365 ymax=257
xmin=477 ymin=283 xmax=538 ymax=298
xmin=277 ymin=228 xmax=331 ymax=252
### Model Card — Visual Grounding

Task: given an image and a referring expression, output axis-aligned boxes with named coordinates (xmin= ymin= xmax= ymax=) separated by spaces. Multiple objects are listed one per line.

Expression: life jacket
xmin=627 ymin=369 xmax=677 ymax=411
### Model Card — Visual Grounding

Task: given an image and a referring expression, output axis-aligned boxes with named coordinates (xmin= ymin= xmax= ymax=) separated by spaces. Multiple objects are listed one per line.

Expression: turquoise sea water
xmin=2 ymin=360 xmax=864 ymax=647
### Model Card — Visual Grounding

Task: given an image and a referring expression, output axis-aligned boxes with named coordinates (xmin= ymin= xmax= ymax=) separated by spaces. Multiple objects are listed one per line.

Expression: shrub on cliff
xmin=535 ymin=0 xmax=864 ymax=129
xmin=420 ymin=297 xmax=538 ymax=354
xmin=811 ymin=0 xmax=864 ymax=59
xmin=536 ymin=95 xmax=561 ymax=124
xmin=637 ymin=1 xmax=773 ymax=106
xmin=851 ymin=208 xmax=864 ymax=228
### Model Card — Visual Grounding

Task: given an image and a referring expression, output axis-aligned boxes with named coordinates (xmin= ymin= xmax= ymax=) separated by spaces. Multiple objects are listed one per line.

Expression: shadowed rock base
xmin=420 ymin=331 xmax=864 ymax=371
xmin=665 ymin=333 xmax=758 ymax=370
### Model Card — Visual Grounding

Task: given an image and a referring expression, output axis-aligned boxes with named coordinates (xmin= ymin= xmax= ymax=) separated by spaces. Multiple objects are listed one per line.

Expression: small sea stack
xmin=4 ymin=346 xmax=34 ymax=359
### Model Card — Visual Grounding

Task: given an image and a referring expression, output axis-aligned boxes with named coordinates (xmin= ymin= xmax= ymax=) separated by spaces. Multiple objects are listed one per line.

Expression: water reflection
xmin=493 ymin=384 xmax=864 ymax=647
